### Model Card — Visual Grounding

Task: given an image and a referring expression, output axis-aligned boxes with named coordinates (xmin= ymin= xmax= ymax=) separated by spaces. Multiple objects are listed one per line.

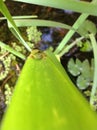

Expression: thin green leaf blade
xmin=12 ymin=19 xmax=74 ymax=30
xmin=54 ymin=13 xmax=89 ymax=54
xmin=0 ymin=41 xmax=26 ymax=60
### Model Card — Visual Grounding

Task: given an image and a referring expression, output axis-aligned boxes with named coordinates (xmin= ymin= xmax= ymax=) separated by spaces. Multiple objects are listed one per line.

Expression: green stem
xmin=54 ymin=0 xmax=95 ymax=55
xmin=54 ymin=13 xmax=89 ymax=55
xmin=89 ymin=34 xmax=97 ymax=110
xmin=0 ymin=41 xmax=26 ymax=60
xmin=58 ymin=36 xmax=84 ymax=58
xmin=0 ymin=15 xmax=37 ymax=20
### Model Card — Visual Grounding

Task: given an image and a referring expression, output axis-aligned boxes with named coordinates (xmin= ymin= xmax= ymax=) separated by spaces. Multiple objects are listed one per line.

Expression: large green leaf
xmin=13 ymin=0 xmax=97 ymax=16
xmin=1 ymin=50 xmax=97 ymax=130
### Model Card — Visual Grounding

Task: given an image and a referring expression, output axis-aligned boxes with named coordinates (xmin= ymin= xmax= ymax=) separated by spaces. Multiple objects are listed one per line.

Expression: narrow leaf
xmin=13 ymin=0 xmax=97 ymax=16
xmin=12 ymin=19 xmax=74 ymax=30
xmin=0 ymin=41 xmax=26 ymax=60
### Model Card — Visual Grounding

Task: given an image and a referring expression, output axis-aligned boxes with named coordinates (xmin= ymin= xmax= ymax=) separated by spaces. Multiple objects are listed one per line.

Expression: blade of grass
xmin=55 ymin=0 xmax=95 ymax=55
xmin=58 ymin=36 xmax=84 ymax=58
xmin=54 ymin=14 xmax=89 ymax=54
xmin=57 ymin=19 xmax=96 ymax=57
xmin=0 ymin=41 xmax=26 ymax=60
xmin=11 ymin=19 xmax=75 ymax=30
xmin=0 ymin=0 xmax=31 ymax=51
xmin=13 ymin=0 xmax=97 ymax=16
xmin=0 ymin=15 xmax=37 ymax=20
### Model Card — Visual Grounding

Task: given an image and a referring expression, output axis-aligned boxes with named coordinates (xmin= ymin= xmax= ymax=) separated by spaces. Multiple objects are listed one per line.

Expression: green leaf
xmin=68 ymin=58 xmax=94 ymax=90
xmin=12 ymin=19 xmax=74 ymax=30
xmin=80 ymin=40 xmax=93 ymax=52
xmin=89 ymin=34 xmax=97 ymax=110
xmin=78 ymin=20 xmax=97 ymax=36
xmin=81 ymin=59 xmax=93 ymax=81
xmin=1 ymin=50 xmax=97 ymax=130
xmin=13 ymin=0 xmax=97 ymax=16
xmin=54 ymin=14 xmax=89 ymax=55
xmin=76 ymin=58 xmax=82 ymax=70
xmin=0 ymin=41 xmax=26 ymax=60
xmin=68 ymin=58 xmax=81 ymax=76
xmin=77 ymin=75 xmax=90 ymax=90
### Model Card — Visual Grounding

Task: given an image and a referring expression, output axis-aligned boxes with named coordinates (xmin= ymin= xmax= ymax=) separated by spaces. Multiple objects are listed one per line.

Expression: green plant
xmin=77 ymin=40 xmax=93 ymax=52
xmin=26 ymin=26 xmax=42 ymax=43
xmin=0 ymin=0 xmax=97 ymax=130
xmin=68 ymin=58 xmax=94 ymax=90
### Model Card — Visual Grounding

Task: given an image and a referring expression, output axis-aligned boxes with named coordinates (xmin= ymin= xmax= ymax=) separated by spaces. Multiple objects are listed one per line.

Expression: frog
xmin=29 ymin=49 xmax=46 ymax=60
